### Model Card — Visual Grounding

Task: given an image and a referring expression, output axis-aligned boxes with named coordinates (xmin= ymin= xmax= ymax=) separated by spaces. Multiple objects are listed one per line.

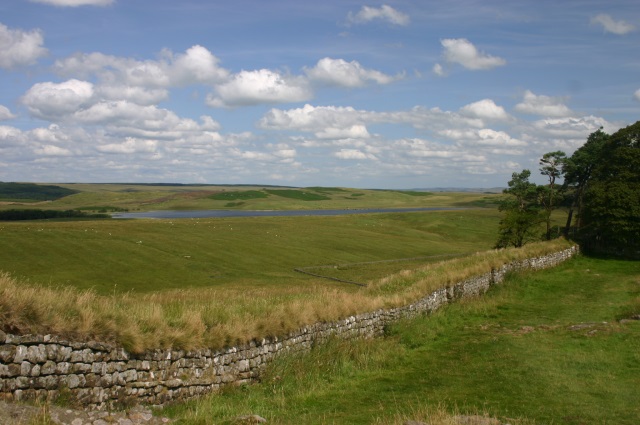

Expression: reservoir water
xmin=112 ymin=207 xmax=463 ymax=219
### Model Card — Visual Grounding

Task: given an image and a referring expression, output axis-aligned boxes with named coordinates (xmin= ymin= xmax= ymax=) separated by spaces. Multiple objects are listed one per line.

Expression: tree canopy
xmin=495 ymin=170 xmax=544 ymax=248
xmin=579 ymin=121 xmax=640 ymax=257
xmin=496 ymin=120 xmax=640 ymax=258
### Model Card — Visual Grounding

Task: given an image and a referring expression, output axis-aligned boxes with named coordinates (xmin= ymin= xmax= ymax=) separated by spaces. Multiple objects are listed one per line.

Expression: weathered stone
xmin=27 ymin=344 xmax=47 ymax=363
xmin=34 ymin=375 xmax=59 ymax=390
xmin=20 ymin=361 xmax=32 ymax=376
xmin=40 ymin=360 xmax=56 ymax=375
xmin=2 ymin=377 xmax=16 ymax=391
xmin=0 ymin=344 xmax=15 ymax=363
xmin=29 ymin=363 xmax=41 ymax=377
xmin=13 ymin=345 xmax=28 ymax=363
xmin=72 ymin=362 xmax=92 ymax=374
xmin=15 ymin=376 xmax=33 ymax=389
xmin=107 ymin=361 xmax=126 ymax=373
xmin=452 ymin=415 xmax=502 ymax=425
xmin=0 ymin=364 xmax=8 ymax=378
xmin=66 ymin=374 xmax=81 ymax=389
xmin=99 ymin=373 xmax=114 ymax=388
xmin=235 ymin=414 xmax=267 ymax=423
xmin=122 ymin=368 xmax=138 ymax=382
xmin=6 ymin=363 xmax=21 ymax=377
xmin=55 ymin=361 xmax=71 ymax=374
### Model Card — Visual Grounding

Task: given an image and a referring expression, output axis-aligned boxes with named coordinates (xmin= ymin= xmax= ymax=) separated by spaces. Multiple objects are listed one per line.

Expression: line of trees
xmin=0 ymin=209 xmax=109 ymax=221
xmin=496 ymin=120 xmax=639 ymax=258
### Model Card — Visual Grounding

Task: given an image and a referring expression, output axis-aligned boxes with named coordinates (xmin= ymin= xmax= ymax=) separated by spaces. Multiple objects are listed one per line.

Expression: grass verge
xmin=162 ymin=254 xmax=640 ymax=424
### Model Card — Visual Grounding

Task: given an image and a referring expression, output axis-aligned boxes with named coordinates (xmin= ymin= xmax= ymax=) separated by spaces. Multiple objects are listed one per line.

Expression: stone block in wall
xmin=6 ymin=334 xmax=44 ymax=345
xmin=13 ymin=345 xmax=28 ymax=363
xmin=34 ymin=375 xmax=58 ymax=390
xmin=5 ymin=363 xmax=20 ymax=378
xmin=29 ymin=364 xmax=41 ymax=377
xmin=20 ymin=361 xmax=32 ymax=376
xmin=70 ymin=348 xmax=95 ymax=363
xmin=40 ymin=360 xmax=57 ymax=375
xmin=106 ymin=361 xmax=125 ymax=374
xmin=0 ymin=344 xmax=16 ymax=363
xmin=55 ymin=362 xmax=71 ymax=375
xmin=2 ymin=377 xmax=16 ymax=392
xmin=72 ymin=362 xmax=92 ymax=374
xmin=15 ymin=376 xmax=33 ymax=389
xmin=66 ymin=373 xmax=81 ymax=389
xmin=26 ymin=345 xmax=47 ymax=364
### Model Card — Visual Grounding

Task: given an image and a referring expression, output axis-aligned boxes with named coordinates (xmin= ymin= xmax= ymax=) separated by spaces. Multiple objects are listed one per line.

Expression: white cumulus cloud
xmin=259 ymin=104 xmax=364 ymax=133
xmin=459 ymin=99 xmax=510 ymax=121
xmin=34 ymin=145 xmax=73 ymax=156
xmin=347 ymin=5 xmax=409 ymax=26
xmin=95 ymin=85 xmax=169 ymax=106
xmin=54 ymin=46 xmax=229 ymax=89
xmin=316 ymin=125 xmax=370 ymax=140
xmin=591 ymin=14 xmax=636 ymax=35
xmin=305 ymin=57 xmax=399 ymax=87
xmin=0 ymin=23 xmax=48 ymax=69
xmin=96 ymin=137 xmax=158 ymax=154
xmin=165 ymin=45 xmax=230 ymax=86
xmin=0 ymin=105 xmax=16 ymax=121
xmin=22 ymin=79 xmax=95 ymax=120
xmin=334 ymin=149 xmax=377 ymax=160
xmin=432 ymin=63 xmax=445 ymax=77
xmin=208 ymin=69 xmax=312 ymax=107
xmin=440 ymin=38 xmax=506 ymax=71
xmin=515 ymin=90 xmax=573 ymax=117
xmin=475 ymin=129 xmax=527 ymax=147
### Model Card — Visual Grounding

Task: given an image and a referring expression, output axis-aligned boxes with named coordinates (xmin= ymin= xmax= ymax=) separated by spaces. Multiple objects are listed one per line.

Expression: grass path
xmin=164 ymin=255 xmax=640 ymax=424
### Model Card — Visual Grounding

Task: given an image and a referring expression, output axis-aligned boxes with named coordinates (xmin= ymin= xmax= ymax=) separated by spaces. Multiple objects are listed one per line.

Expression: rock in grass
xmin=234 ymin=414 xmax=267 ymax=423
xmin=453 ymin=415 xmax=503 ymax=425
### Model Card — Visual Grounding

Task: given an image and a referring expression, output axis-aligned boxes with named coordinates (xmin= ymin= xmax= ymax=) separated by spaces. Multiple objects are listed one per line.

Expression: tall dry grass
xmin=0 ymin=239 xmax=573 ymax=353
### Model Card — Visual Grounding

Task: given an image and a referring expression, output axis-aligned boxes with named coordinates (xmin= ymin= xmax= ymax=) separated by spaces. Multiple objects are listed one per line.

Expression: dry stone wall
xmin=0 ymin=246 xmax=578 ymax=409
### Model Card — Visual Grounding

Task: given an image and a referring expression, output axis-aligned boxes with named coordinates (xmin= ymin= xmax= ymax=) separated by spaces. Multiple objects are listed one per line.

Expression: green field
xmin=0 ymin=184 xmax=501 ymax=293
xmin=164 ymin=255 xmax=640 ymax=424
xmin=0 ymin=183 xmax=498 ymax=212
xmin=0 ymin=184 xmax=575 ymax=354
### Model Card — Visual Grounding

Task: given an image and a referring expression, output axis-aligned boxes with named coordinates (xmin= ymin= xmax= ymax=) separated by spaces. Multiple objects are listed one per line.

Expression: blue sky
xmin=1 ymin=0 xmax=638 ymax=188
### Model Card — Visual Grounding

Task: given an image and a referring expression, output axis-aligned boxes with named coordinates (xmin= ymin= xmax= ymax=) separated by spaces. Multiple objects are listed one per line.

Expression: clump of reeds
xmin=0 ymin=238 xmax=573 ymax=353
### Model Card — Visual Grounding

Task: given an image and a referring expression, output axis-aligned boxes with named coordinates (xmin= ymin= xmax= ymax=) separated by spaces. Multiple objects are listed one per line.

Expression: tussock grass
xmin=0 ymin=239 xmax=573 ymax=353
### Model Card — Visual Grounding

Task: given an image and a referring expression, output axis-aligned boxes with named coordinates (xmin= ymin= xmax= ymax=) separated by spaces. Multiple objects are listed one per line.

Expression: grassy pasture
xmin=0 ymin=183 xmax=499 ymax=212
xmin=0 ymin=184 xmax=575 ymax=352
xmin=0 ymin=209 xmax=501 ymax=294
xmin=163 ymin=255 xmax=640 ymax=424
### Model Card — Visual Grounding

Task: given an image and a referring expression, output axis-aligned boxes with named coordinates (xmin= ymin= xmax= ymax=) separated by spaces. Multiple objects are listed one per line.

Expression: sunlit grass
xmin=162 ymin=255 xmax=639 ymax=424
xmin=0 ymin=239 xmax=573 ymax=353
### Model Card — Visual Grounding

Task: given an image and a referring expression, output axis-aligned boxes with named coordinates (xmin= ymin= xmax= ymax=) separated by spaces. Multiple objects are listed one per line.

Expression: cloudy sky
xmin=1 ymin=0 xmax=638 ymax=188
